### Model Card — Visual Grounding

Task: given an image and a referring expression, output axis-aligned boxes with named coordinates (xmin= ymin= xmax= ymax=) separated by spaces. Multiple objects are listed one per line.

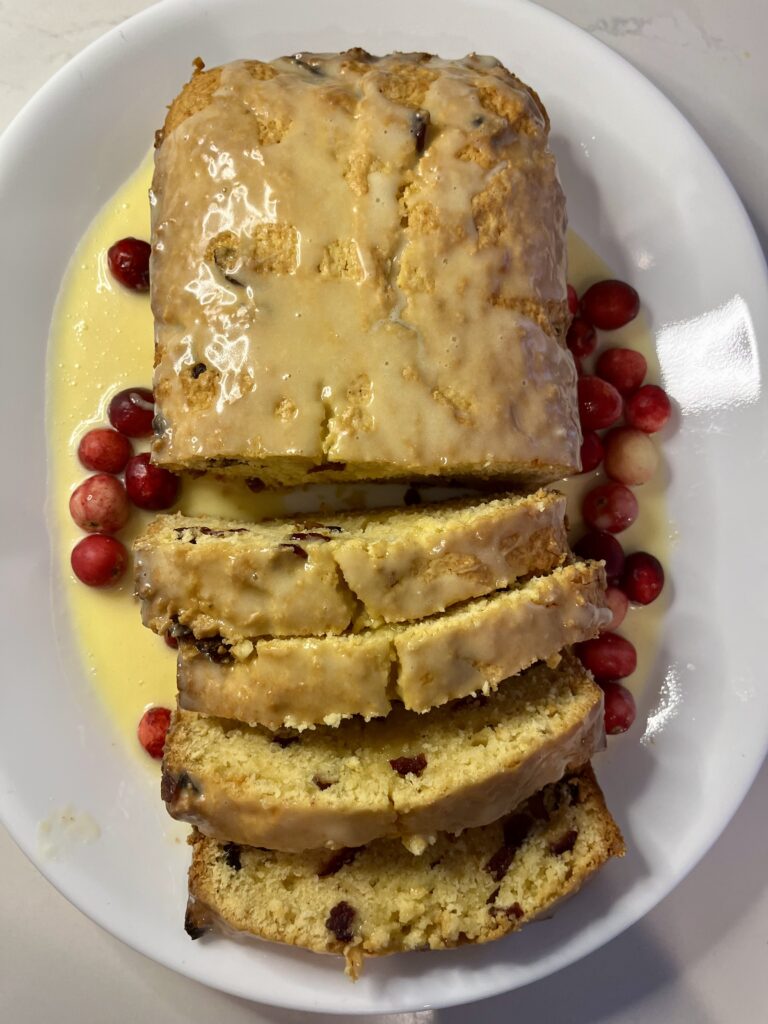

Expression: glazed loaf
xmin=184 ymin=765 xmax=624 ymax=977
xmin=134 ymin=490 xmax=569 ymax=641
xmin=162 ymin=651 xmax=605 ymax=852
xmin=151 ymin=51 xmax=579 ymax=486
xmin=175 ymin=561 xmax=609 ymax=729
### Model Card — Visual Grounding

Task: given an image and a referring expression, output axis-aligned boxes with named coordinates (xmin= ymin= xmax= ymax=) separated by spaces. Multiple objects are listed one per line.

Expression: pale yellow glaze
xmin=151 ymin=54 xmax=579 ymax=484
xmin=48 ymin=155 xmax=667 ymax=759
xmin=176 ymin=561 xmax=609 ymax=729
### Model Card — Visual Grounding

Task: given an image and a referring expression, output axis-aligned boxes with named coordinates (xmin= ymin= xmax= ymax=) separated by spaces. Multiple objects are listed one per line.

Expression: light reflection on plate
xmin=1 ymin=0 xmax=767 ymax=1014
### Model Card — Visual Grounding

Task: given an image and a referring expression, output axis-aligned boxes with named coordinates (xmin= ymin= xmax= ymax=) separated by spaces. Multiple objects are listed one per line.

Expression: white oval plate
xmin=1 ymin=0 xmax=767 ymax=1014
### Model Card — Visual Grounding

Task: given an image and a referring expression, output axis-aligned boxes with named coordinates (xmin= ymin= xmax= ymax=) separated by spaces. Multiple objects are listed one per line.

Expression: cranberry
xmin=580 ymin=279 xmax=640 ymax=330
xmin=566 ymin=317 xmax=597 ymax=359
xmin=108 ymin=387 xmax=155 ymax=438
xmin=602 ymin=681 xmax=637 ymax=735
xmin=621 ymin=551 xmax=665 ymax=605
xmin=595 ymin=347 xmax=647 ymax=396
xmin=579 ymin=431 xmax=604 ymax=474
xmin=577 ymin=376 xmax=623 ymax=431
xmin=77 ymin=428 xmax=133 ymax=473
xmin=125 ymin=453 xmax=180 ymax=510
xmin=71 ymin=535 xmax=128 ymax=587
xmin=573 ymin=531 xmax=625 ymax=584
xmin=604 ymin=586 xmax=629 ymax=631
xmin=107 ymin=237 xmax=151 ymax=291
xmin=575 ymin=632 xmax=637 ymax=682
xmin=69 ymin=474 xmax=130 ymax=534
xmin=137 ymin=706 xmax=172 ymax=759
xmin=567 ymin=284 xmax=579 ymax=316
xmin=603 ymin=427 xmax=659 ymax=486
xmin=583 ymin=482 xmax=638 ymax=534
xmin=625 ymin=385 xmax=671 ymax=433
xmin=164 ymin=631 xmax=179 ymax=649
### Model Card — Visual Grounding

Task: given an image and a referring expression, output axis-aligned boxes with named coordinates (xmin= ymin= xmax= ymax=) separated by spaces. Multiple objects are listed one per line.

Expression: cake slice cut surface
xmin=184 ymin=764 xmax=624 ymax=977
xmin=162 ymin=651 xmax=605 ymax=852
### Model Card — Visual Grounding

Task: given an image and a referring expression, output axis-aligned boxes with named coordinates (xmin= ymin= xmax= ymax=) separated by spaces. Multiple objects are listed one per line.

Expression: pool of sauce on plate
xmin=47 ymin=154 xmax=669 ymax=763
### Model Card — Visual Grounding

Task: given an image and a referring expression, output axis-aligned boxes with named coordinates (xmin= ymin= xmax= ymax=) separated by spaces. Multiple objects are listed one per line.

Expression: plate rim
xmin=1 ymin=0 xmax=767 ymax=1013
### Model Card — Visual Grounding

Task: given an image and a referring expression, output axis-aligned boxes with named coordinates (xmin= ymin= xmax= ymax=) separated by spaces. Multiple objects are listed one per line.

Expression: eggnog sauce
xmin=48 ymin=153 xmax=669 ymax=763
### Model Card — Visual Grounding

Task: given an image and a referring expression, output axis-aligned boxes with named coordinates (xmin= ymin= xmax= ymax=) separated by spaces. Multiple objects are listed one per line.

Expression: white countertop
xmin=2 ymin=2 xmax=766 ymax=1020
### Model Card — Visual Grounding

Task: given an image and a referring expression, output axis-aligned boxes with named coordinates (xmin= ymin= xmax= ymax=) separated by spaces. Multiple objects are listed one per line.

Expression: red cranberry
xmin=583 ymin=482 xmax=638 ymax=534
xmin=125 ymin=453 xmax=180 ymax=510
xmin=621 ymin=551 xmax=665 ymax=605
xmin=69 ymin=475 xmax=129 ymax=534
xmin=604 ymin=586 xmax=629 ymax=631
xmin=107 ymin=237 xmax=151 ymax=291
xmin=625 ymin=385 xmax=671 ymax=433
xmin=577 ymin=376 xmax=623 ymax=431
xmin=573 ymin=531 xmax=625 ymax=584
xmin=77 ymin=428 xmax=133 ymax=473
xmin=108 ymin=387 xmax=155 ymax=438
xmin=567 ymin=284 xmax=579 ymax=316
xmin=138 ymin=707 xmax=172 ymax=759
xmin=580 ymin=279 xmax=640 ymax=330
xmin=164 ymin=631 xmax=179 ymax=649
xmin=595 ymin=347 xmax=647 ymax=396
xmin=603 ymin=428 xmax=658 ymax=486
xmin=71 ymin=535 xmax=128 ymax=587
xmin=566 ymin=317 xmax=597 ymax=359
xmin=575 ymin=632 xmax=637 ymax=682
xmin=602 ymin=681 xmax=637 ymax=734
xmin=579 ymin=431 xmax=604 ymax=474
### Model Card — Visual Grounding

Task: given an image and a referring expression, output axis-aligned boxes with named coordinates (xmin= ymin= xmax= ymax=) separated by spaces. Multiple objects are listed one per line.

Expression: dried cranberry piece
xmin=223 ymin=843 xmax=242 ymax=871
xmin=279 ymin=542 xmax=308 ymax=559
xmin=326 ymin=901 xmax=356 ymax=943
xmin=318 ymin=848 xmax=358 ymax=878
xmin=485 ymin=845 xmax=515 ymax=883
xmin=389 ymin=753 xmax=427 ymax=777
xmin=549 ymin=830 xmax=578 ymax=856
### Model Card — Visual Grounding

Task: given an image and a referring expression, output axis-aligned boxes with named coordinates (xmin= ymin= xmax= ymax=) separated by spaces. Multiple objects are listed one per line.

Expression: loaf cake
xmin=134 ymin=490 xmax=569 ymax=641
xmin=174 ymin=560 xmax=608 ymax=728
xmin=151 ymin=50 xmax=579 ymax=487
xmin=162 ymin=651 xmax=605 ymax=852
xmin=184 ymin=764 xmax=624 ymax=977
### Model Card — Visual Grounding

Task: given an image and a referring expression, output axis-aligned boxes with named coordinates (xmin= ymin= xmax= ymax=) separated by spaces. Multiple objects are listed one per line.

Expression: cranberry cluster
xmin=71 ymin=239 xmax=178 ymax=759
xmin=69 ymin=386 xmax=180 ymax=587
xmin=566 ymin=279 xmax=671 ymax=736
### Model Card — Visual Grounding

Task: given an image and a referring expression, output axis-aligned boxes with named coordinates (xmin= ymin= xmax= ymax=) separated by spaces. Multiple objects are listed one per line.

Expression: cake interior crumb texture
xmin=162 ymin=651 xmax=606 ymax=851
xmin=185 ymin=764 xmax=624 ymax=977
xmin=151 ymin=50 xmax=580 ymax=486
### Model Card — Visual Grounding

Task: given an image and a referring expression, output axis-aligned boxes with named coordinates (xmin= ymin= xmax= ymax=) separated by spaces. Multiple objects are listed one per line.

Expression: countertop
xmin=1 ymin=2 xmax=766 ymax=1021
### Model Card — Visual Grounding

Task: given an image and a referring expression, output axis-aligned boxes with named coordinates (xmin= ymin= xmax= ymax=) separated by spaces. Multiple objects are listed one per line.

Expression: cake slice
xmin=184 ymin=764 xmax=624 ymax=977
xmin=162 ymin=651 xmax=605 ymax=852
xmin=134 ymin=490 xmax=569 ymax=641
xmin=175 ymin=561 xmax=608 ymax=729
xmin=151 ymin=51 xmax=579 ymax=487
